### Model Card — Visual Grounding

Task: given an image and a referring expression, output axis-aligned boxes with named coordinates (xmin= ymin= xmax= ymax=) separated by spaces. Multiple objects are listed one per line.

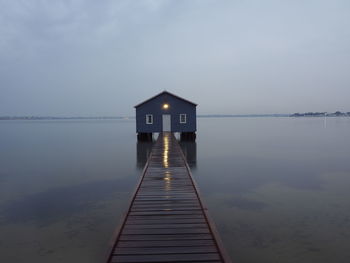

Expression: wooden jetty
xmin=106 ymin=132 xmax=231 ymax=263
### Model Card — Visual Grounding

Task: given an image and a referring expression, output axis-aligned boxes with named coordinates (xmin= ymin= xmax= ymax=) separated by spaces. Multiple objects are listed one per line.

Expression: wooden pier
xmin=106 ymin=132 xmax=231 ymax=263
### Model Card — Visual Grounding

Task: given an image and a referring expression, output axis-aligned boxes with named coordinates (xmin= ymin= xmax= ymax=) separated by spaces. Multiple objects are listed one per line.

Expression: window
xmin=180 ymin=114 xmax=187 ymax=124
xmin=146 ymin=114 xmax=153 ymax=124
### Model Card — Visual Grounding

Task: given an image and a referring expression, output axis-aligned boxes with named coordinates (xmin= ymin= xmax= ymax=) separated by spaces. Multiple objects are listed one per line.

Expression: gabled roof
xmin=134 ymin=91 xmax=197 ymax=108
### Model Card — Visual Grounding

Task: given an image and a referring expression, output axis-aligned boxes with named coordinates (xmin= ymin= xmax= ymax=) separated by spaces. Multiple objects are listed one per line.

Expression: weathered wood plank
xmin=119 ymin=233 xmax=213 ymax=241
xmin=132 ymin=201 xmax=200 ymax=206
xmin=136 ymin=192 xmax=197 ymax=196
xmin=132 ymin=202 xmax=200 ymax=207
xmin=111 ymin=253 xmax=221 ymax=263
xmin=126 ymin=218 xmax=207 ymax=225
xmin=122 ymin=227 xmax=210 ymax=235
xmin=117 ymin=239 xmax=216 ymax=248
xmin=127 ymin=214 xmax=205 ymax=220
xmin=134 ymin=199 xmax=199 ymax=202
xmin=131 ymin=207 xmax=201 ymax=211
xmin=125 ymin=221 xmax=206 ymax=227
xmin=114 ymin=246 xmax=218 ymax=255
xmin=129 ymin=210 xmax=203 ymax=216
xmin=131 ymin=207 xmax=201 ymax=212
xmin=123 ymin=224 xmax=208 ymax=229
xmin=133 ymin=200 xmax=199 ymax=204
xmin=131 ymin=207 xmax=202 ymax=212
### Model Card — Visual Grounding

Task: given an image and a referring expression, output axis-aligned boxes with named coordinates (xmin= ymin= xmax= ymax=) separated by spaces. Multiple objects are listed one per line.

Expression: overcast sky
xmin=1 ymin=0 xmax=349 ymax=116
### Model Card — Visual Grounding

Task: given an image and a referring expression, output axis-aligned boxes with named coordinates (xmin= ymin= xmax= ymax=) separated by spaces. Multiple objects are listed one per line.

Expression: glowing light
xmin=163 ymin=104 xmax=169 ymax=109
xmin=163 ymin=136 xmax=169 ymax=168
xmin=163 ymin=135 xmax=172 ymax=191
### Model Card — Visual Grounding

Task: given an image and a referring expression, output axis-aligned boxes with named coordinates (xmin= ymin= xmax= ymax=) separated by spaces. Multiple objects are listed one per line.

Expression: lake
xmin=1 ymin=117 xmax=350 ymax=263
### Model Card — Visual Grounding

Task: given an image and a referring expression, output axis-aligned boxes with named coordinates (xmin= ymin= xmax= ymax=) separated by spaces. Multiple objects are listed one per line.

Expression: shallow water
xmin=0 ymin=117 xmax=350 ymax=262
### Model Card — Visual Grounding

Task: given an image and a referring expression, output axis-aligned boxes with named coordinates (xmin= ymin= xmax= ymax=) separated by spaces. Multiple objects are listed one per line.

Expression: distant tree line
xmin=0 ymin=116 xmax=126 ymax=120
xmin=291 ymin=111 xmax=350 ymax=117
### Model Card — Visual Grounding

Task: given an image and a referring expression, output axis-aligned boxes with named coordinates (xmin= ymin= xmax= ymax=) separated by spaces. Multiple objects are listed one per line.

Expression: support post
xmin=137 ymin=133 xmax=153 ymax=141
xmin=180 ymin=132 xmax=196 ymax=141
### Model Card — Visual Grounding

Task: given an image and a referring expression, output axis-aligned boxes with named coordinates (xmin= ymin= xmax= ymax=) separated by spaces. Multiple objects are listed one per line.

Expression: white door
xmin=162 ymin=114 xmax=171 ymax=132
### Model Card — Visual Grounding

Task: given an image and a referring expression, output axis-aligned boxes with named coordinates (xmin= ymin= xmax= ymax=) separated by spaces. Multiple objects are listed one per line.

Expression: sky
xmin=1 ymin=0 xmax=349 ymax=116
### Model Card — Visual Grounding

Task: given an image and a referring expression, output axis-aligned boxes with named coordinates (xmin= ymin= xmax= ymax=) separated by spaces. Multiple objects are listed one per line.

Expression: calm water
xmin=1 ymin=117 xmax=350 ymax=262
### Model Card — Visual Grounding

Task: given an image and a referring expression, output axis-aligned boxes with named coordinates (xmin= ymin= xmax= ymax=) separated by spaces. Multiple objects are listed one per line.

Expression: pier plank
xmin=114 ymin=246 xmax=218 ymax=255
xmin=119 ymin=233 xmax=214 ymax=241
xmin=111 ymin=253 xmax=221 ymax=263
xmin=117 ymin=239 xmax=216 ymax=248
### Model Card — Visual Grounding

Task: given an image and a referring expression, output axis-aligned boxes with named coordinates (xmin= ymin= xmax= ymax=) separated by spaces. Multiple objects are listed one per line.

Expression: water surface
xmin=1 ymin=117 xmax=350 ymax=262
xmin=193 ymin=117 xmax=350 ymax=263
xmin=0 ymin=120 xmax=138 ymax=262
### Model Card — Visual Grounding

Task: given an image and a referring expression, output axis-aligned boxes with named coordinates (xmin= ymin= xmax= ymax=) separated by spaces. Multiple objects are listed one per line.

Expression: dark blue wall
xmin=135 ymin=93 xmax=196 ymax=133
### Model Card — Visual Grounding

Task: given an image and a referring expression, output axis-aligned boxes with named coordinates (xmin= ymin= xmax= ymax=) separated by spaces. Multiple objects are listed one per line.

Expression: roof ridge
xmin=134 ymin=91 xmax=197 ymax=108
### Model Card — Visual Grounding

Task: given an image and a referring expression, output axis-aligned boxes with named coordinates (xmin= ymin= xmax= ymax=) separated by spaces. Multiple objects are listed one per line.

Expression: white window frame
xmin=146 ymin=114 xmax=153 ymax=124
xmin=180 ymin=114 xmax=187 ymax=124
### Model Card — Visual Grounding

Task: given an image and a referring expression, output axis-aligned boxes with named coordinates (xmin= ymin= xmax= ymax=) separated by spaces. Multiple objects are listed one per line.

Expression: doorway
xmin=162 ymin=114 xmax=171 ymax=132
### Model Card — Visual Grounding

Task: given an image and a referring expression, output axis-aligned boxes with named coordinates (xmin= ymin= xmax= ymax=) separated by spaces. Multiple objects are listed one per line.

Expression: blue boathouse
xmin=134 ymin=91 xmax=197 ymax=140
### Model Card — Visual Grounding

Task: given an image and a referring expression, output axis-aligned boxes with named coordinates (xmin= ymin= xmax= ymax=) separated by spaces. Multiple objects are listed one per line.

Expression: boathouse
xmin=135 ymin=91 xmax=197 ymax=140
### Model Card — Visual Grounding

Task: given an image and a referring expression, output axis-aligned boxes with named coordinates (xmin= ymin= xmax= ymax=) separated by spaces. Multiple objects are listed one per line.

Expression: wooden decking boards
xmin=106 ymin=132 xmax=231 ymax=263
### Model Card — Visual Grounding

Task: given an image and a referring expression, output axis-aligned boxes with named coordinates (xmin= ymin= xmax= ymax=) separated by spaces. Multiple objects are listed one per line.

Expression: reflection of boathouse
xmin=179 ymin=140 xmax=197 ymax=169
xmin=134 ymin=91 xmax=197 ymax=141
xmin=136 ymin=140 xmax=154 ymax=169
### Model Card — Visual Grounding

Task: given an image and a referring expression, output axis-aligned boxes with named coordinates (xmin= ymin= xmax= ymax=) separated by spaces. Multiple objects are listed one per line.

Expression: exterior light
xmin=163 ymin=104 xmax=169 ymax=109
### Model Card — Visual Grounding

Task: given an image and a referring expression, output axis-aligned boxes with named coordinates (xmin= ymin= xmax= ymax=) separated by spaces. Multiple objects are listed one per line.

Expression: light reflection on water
xmin=163 ymin=135 xmax=169 ymax=168
xmin=0 ymin=118 xmax=350 ymax=263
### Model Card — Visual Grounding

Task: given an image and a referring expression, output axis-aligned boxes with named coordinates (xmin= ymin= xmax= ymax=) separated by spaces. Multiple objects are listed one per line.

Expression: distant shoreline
xmin=0 ymin=114 xmax=288 ymax=120
xmin=290 ymin=111 xmax=350 ymax=117
xmin=0 ymin=116 xmax=127 ymax=121
xmin=1 ymin=113 xmax=349 ymax=120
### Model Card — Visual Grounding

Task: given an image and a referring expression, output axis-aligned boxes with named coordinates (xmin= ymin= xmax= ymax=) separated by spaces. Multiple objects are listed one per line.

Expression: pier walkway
xmin=106 ymin=132 xmax=231 ymax=263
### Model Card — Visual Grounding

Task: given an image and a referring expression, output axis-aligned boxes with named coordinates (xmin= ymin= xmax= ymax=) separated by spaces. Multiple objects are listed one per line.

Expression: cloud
xmin=1 ymin=0 xmax=350 ymax=115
